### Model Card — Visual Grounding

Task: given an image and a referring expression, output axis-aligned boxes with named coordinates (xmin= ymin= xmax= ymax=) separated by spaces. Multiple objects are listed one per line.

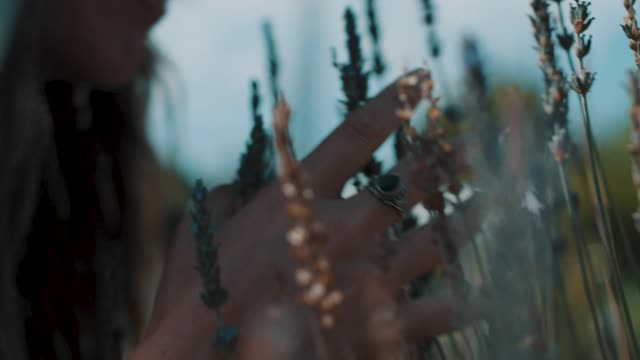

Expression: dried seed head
xmin=574 ymin=34 xmax=592 ymax=59
xmin=529 ymin=0 xmax=571 ymax=131
xmin=622 ymin=0 xmax=640 ymax=69
xmin=321 ymin=313 xmax=335 ymax=329
xmin=303 ymin=282 xmax=327 ymax=305
xmin=273 ymin=97 xmax=343 ymax=324
xmin=569 ymin=70 xmax=596 ymax=94
xmin=569 ymin=0 xmax=594 ymax=34
xmin=295 ymin=268 xmax=313 ymax=287
xmin=281 ymin=182 xmax=297 ymax=198
xmin=320 ymin=290 xmax=344 ymax=311
xmin=557 ymin=32 xmax=575 ymax=51
xmin=622 ymin=23 xmax=640 ymax=42
xmin=530 ymin=0 xmax=557 ymax=71
xmin=286 ymin=225 xmax=308 ymax=247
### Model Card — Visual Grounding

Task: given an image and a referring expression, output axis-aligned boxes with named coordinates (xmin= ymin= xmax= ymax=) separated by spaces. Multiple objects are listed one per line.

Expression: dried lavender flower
xmin=530 ymin=0 xmax=571 ymax=130
xmin=191 ymin=180 xmax=228 ymax=309
xmin=263 ymin=21 xmax=281 ymax=107
xmin=569 ymin=69 xmax=596 ymax=94
xmin=334 ymin=7 xmax=382 ymax=183
xmin=420 ymin=0 xmax=441 ymax=58
xmin=569 ymin=0 xmax=595 ymax=34
xmin=234 ymin=80 xmax=275 ymax=208
xmin=557 ymin=32 xmax=576 ymax=52
xmin=421 ymin=0 xmax=434 ymax=25
xmin=530 ymin=0 xmax=559 ymax=76
xmin=191 ymin=179 xmax=238 ymax=352
xmin=574 ymin=34 xmax=592 ymax=59
xmin=334 ymin=7 xmax=369 ymax=112
xmin=365 ymin=0 xmax=386 ymax=76
xmin=622 ymin=0 xmax=640 ymax=69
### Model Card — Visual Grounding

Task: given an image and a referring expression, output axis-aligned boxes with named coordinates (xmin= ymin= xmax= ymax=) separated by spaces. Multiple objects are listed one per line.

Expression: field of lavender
xmin=164 ymin=0 xmax=640 ymax=358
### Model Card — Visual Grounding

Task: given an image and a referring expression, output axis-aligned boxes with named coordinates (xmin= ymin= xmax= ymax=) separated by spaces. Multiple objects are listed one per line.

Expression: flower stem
xmin=578 ymin=94 xmax=640 ymax=358
xmin=555 ymin=1 xmax=578 ymax=73
xmin=557 ymin=160 xmax=609 ymax=359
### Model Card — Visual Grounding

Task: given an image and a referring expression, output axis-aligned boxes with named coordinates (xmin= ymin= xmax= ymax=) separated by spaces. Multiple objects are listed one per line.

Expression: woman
xmin=1 ymin=1 xmax=481 ymax=359
xmin=2 ymin=1 xmax=175 ymax=359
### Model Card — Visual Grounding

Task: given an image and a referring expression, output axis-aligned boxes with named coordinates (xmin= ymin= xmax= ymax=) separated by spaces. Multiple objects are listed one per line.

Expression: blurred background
xmin=147 ymin=0 xmax=633 ymax=186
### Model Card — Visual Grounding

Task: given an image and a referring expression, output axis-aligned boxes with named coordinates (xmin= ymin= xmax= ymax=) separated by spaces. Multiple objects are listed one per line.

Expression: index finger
xmin=300 ymin=69 xmax=428 ymax=196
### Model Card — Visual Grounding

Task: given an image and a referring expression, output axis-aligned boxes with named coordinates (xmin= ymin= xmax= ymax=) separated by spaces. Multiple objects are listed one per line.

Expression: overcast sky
xmin=148 ymin=0 xmax=633 ymax=184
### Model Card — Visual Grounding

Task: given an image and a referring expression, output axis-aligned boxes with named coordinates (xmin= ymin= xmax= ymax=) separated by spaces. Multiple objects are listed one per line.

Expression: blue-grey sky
xmin=148 ymin=0 xmax=633 ymax=184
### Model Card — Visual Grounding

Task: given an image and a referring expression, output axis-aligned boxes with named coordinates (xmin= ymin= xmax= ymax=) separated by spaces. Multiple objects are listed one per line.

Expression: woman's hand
xmin=128 ymin=71 xmax=484 ymax=359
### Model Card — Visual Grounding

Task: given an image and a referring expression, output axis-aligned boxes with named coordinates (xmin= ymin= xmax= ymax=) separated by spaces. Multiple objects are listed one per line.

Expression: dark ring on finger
xmin=366 ymin=174 xmax=408 ymax=214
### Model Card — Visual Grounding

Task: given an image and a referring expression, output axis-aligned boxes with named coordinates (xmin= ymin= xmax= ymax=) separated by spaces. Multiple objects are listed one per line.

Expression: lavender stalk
xmin=568 ymin=1 xmax=640 ymax=355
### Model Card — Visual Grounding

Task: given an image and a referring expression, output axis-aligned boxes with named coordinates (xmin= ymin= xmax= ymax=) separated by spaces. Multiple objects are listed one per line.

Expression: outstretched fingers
xmin=400 ymin=294 xmax=489 ymax=341
xmin=386 ymin=194 xmax=487 ymax=289
xmin=324 ymin=157 xmax=426 ymax=260
xmin=301 ymin=69 xmax=429 ymax=197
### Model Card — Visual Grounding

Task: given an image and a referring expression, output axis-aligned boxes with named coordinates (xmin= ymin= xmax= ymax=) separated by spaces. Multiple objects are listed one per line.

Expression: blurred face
xmin=45 ymin=0 xmax=165 ymax=88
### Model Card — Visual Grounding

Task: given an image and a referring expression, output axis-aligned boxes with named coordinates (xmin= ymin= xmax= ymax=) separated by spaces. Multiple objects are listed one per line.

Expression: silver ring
xmin=366 ymin=174 xmax=408 ymax=214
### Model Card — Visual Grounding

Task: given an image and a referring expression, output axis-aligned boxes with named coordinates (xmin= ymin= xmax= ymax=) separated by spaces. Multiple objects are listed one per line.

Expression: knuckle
xmin=340 ymin=111 xmax=386 ymax=150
